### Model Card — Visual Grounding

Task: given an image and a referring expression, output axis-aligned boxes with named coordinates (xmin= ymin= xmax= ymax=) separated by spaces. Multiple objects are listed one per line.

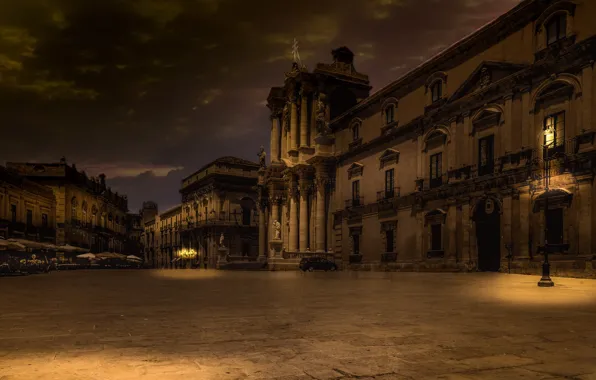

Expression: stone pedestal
xmin=269 ymin=239 xmax=283 ymax=257
xmin=216 ymin=246 xmax=229 ymax=269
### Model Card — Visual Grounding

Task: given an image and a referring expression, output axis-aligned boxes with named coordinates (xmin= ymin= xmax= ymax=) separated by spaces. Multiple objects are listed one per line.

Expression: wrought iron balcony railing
xmin=377 ymin=188 xmax=400 ymax=202
xmin=345 ymin=197 xmax=364 ymax=209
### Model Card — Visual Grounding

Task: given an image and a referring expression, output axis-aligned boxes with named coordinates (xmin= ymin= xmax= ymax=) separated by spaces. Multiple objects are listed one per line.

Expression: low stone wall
xmin=267 ymin=257 xmax=301 ymax=271
xmin=342 ymin=257 xmax=596 ymax=279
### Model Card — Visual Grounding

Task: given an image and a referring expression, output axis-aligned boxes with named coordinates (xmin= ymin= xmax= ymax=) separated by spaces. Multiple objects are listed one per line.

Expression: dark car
xmin=299 ymin=256 xmax=337 ymax=272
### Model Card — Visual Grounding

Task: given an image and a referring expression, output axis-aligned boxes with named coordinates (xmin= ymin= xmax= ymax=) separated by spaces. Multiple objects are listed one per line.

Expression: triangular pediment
xmin=347 ymin=162 xmax=364 ymax=179
xmin=449 ymin=61 xmax=528 ymax=102
xmin=348 ymin=162 xmax=363 ymax=170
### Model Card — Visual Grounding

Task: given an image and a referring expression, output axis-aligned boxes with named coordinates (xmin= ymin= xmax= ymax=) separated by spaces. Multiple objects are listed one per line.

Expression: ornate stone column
xmin=315 ymin=177 xmax=327 ymax=252
xmin=270 ymin=112 xmax=280 ymax=162
xmin=300 ymin=91 xmax=309 ymax=148
xmin=288 ymin=178 xmax=298 ymax=252
xmin=290 ymin=96 xmax=299 ymax=152
xmin=258 ymin=195 xmax=266 ymax=258
xmin=298 ymin=173 xmax=310 ymax=252
xmin=281 ymin=104 xmax=289 ymax=159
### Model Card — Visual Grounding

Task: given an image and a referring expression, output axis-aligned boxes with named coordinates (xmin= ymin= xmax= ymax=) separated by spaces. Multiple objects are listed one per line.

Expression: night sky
xmin=0 ymin=0 xmax=520 ymax=213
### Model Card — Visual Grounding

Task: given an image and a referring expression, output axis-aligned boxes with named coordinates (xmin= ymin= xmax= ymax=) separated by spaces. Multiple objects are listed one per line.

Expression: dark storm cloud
xmin=0 ymin=0 xmax=521 ymax=211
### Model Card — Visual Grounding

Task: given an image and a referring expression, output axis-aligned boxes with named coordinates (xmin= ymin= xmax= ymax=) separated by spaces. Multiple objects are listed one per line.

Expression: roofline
xmin=330 ymin=0 xmax=533 ymax=125
xmin=181 ymin=157 xmax=259 ymax=182
xmin=159 ymin=204 xmax=182 ymax=217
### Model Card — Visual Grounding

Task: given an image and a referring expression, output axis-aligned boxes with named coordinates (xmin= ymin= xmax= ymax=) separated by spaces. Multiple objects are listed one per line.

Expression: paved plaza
xmin=1 ymin=270 xmax=596 ymax=380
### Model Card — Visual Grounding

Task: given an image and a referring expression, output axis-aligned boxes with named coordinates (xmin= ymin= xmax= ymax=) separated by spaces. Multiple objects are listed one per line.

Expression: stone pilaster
xmin=298 ymin=176 xmax=309 ymax=252
xmin=270 ymin=113 xmax=280 ymax=162
xmin=503 ymin=95 xmax=513 ymax=153
xmin=502 ymin=195 xmax=512 ymax=260
xmin=583 ymin=64 xmax=593 ymax=131
xmin=462 ymin=113 xmax=472 ymax=167
xmin=447 ymin=204 xmax=457 ymax=260
xmin=519 ymin=191 xmax=530 ymax=258
xmin=290 ymin=97 xmax=298 ymax=152
xmin=520 ymin=89 xmax=531 ymax=149
xmin=258 ymin=200 xmax=266 ymax=258
xmin=288 ymin=181 xmax=298 ymax=252
xmin=300 ymin=94 xmax=309 ymax=148
xmin=315 ymin=177 xmax=327 ymax=252
xmin=462 ymin=204 xmax=470 ymax=263
xmin=579 ymin=181 xmax=592 ymax=256
xmin=448 ymin=118 xmax=457 ymax=170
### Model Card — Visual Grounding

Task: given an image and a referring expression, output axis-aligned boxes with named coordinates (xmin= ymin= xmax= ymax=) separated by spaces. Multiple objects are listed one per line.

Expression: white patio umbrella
xmin=8 ymin=238 xmax=47 ymax=250
xmin=96 ymin=252 xmax=127 ymax=259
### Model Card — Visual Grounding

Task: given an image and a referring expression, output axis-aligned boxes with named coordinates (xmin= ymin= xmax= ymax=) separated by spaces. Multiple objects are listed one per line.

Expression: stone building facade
xmin=124 ymin=212 xmax=144 ymax=257
xmin=158 ymin=204 xmax=183 ymax=268
xmin=7 ymin=159 xmax=129 ymax=253
xmin=0 ymin=166 xmax=56 ymax=243
xmin=180 ymin=157 xmax=260 ymax=268
xmin=261 ymin=0 xmax=596 ymax=277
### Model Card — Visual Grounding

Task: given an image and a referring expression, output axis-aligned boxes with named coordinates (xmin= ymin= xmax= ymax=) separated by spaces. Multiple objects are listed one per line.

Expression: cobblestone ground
xmin=1 ymin=270 xmax=596 ymax=380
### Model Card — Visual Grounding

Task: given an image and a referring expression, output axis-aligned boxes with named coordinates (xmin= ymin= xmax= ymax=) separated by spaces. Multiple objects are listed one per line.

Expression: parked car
xmin=299 ymin=256 xmax=337 ymax=272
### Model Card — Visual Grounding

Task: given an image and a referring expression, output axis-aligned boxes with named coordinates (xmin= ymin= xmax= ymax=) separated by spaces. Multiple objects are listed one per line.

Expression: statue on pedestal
xmin=219 ymin=233 xmax=225 ymax=247
xmin=272 ymin=220 xmax=281 ymax=240
xmin=257 ymin=146 xmax=266 ymax=169
xmin=315 ymin=95 xmax=331 ymax=135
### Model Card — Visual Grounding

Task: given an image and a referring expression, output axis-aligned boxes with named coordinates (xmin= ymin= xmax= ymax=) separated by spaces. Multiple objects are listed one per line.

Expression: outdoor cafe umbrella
xmin=76 ymin=253 xmax=96 ymax=259
xmin=95 ymin=252 xmax=127 ymax=260
xmin=8 ymin=238 xmax=48 ymax=250
xmin=126 ymin=255 xmax=142 ymax=261
xmin=0 ymin=239 xmax=26 ymax=251
xmin=58 ymin=244 xmax=88 ymax=253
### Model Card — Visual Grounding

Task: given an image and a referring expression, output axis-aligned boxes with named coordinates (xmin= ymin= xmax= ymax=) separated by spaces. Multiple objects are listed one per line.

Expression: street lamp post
xmin=538 ymin=140 xmax=555 ymax=287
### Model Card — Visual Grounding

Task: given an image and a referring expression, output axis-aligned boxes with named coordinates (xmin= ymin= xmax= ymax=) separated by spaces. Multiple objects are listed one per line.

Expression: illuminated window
xmin=544 ymin=112 xmax=565 ymax=153
xmin=546 ymin=13 xmax=567 ymax=46
xmin=431 ymin=81 xmax=442 ymax=103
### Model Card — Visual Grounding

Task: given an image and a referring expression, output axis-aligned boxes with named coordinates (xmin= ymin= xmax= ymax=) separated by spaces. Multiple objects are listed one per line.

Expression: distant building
xmin=124 ymin=212 xmax=143 ymax=257
xmin=157 ymin=204 xmax=183 ymax=268
xmin=180 ymin=156 xmax=260 ymax=268
xmin=7 ymin=159 xmax=129 ymax=253
xmin=0 ymin=165 xmax=56 ymax=243
xmin=261 ymin=0 xmax=596 ymax=277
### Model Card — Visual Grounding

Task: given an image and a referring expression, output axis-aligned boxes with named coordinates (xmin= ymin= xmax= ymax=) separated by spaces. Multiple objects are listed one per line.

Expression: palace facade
xmin=260 ymin=0 xmax=596 ymax=277
xmin=180 ymin=156 xmax=260 ymax=268
xmin=7 ymin=159 xmax=129 ymax=253
xmin=0 ymin=166 xmax=56 ymax=243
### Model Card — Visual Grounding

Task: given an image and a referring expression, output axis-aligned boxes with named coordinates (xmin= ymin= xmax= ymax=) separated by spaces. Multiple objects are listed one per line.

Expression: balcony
xmin=377 ymin=188 xmax=400 ymax=202
xmin=429 ymin=176 xmax=443 ymax=189
xmin=381 ymin=252 xmax=397 ymax=262
xmin=181 ymin=210 xmax=258 ymax=230
xmin=345 ymin=197 xmax=364 ymax=209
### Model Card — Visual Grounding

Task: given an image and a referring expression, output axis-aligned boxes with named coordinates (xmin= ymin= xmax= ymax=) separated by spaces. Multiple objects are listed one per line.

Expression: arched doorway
xmin=474 ymin=197 xmax=501 ymax=272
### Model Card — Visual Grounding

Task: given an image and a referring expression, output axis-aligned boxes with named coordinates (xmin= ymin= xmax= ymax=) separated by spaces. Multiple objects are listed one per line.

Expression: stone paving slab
xmin=1 ymin=270 xmax=596 ymax=379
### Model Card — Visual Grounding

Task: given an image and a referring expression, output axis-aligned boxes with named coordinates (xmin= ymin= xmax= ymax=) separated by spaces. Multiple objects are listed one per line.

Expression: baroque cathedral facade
xmin=259 ymin=0 xmax=596 ymax=276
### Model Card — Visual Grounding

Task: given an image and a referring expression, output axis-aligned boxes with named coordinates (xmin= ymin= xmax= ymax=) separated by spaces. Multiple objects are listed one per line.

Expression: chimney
xmin=99 ymin=173 xmax=106 ymax=187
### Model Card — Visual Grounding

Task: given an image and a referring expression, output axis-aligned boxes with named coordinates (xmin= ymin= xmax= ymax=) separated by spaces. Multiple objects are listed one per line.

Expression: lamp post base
xmin=537 ymin=262 xmax=554 ymax=287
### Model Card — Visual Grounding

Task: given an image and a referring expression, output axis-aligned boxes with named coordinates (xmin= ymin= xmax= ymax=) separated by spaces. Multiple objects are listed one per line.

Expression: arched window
xmin=546 ymin=13 xmax=567 ymax=46
xmin=431 ymin=81 xmax=443 ymax=103
xmin=384 ymin=104 xmax=395 ymax=124
xmin=352 ymin=122 xmax=360 ymax=141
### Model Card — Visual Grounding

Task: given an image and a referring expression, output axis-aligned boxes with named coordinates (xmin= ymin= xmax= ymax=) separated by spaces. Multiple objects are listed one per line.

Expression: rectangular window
xmin=429 ymin=153 xmax=442 ymax=188
xmin=385 ymin=106 xmax=394 ymax=124
xmin=10 ymin=204 xmax=16 ymax=223
xmin=544 ymin=111 xmax=565 ymax=155
xmin=478 ymin=135 xmax=495 ymax=176
xmin=351 ymin=180 xmax=360 ymax=206
xmin=431 ymin=224 xmax=442 ymax=251
xmin=41 ymin=213 xmax=48 ymax=228
xmin=384 ymin=169 xmax=395 ymax=198
xmin=431 ymin=82 xmax=442 ymax=103
xmin=546 ymin=14 xmax=567 ymax=46
xmin=352 ymin=125 xmax=359 ymax=141
xmin=26 ymin=210 xmax=33 ymax=226
xmin=545 ymin=208 xmax=564 ymax=245
xmin=385 ymin=230 xmax=394 ymax=253
xmin=353 ymin=234 xmax=360 ymax=255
